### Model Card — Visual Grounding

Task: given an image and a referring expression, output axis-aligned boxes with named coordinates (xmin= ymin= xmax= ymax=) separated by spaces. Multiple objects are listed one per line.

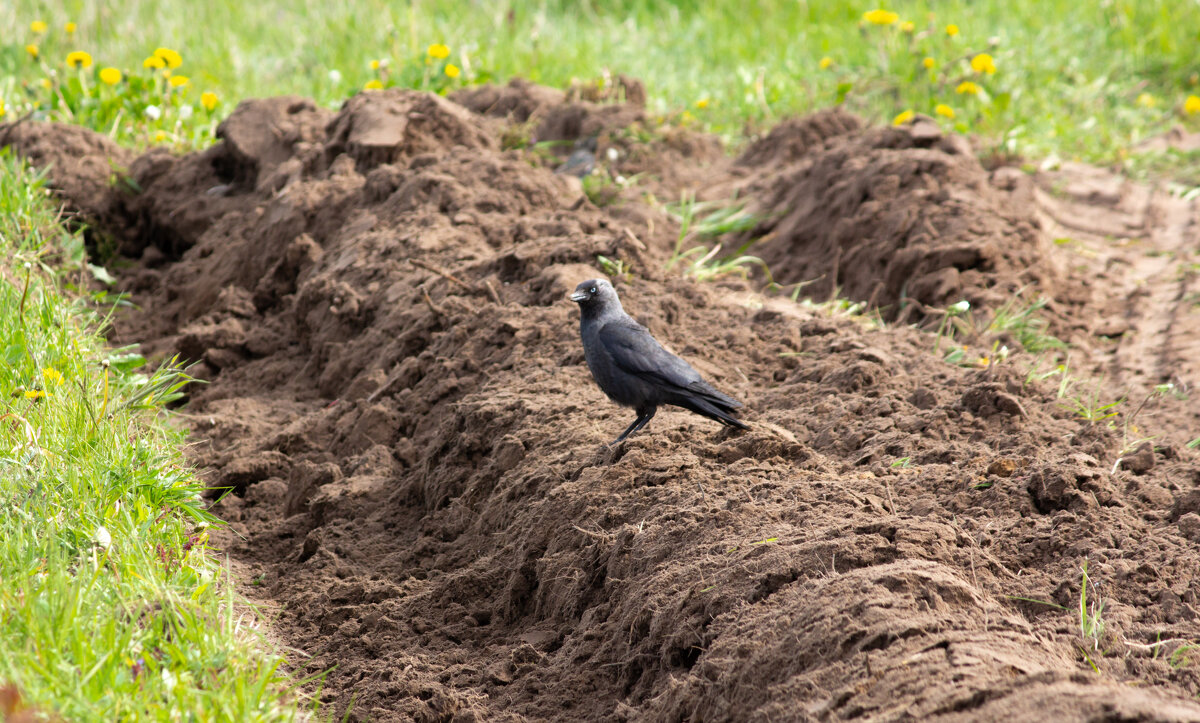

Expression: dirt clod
xmin=987 ymin=458 xmax=1018 ymax=477
xmin=1121 ymin=442 xmax=1158 ymax=475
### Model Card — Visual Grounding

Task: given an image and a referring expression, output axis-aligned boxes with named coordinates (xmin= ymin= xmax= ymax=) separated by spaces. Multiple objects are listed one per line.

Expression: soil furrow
xmin=5 ymin=85 xmax=1200 ymax=721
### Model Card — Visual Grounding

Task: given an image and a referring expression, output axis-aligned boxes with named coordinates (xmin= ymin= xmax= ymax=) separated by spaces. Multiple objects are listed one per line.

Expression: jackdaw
xmin=555 ymin=137 xmax=597 ymax=178
xmin=570 ymin=278 xmax=749 ymax=443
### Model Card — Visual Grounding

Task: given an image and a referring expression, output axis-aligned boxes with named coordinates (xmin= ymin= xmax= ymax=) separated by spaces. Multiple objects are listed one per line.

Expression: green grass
xmin=664 ymin=194 xmax=771 ymax=282
xmin=1079 ymin=561 xmax=1106 ymax=653
xmin=923 ymin=292 xmax=1065 ymax=367
xmin=2 ymin=0 xmax=1200 ymax=165
xmin=0 ymin=154 xmax=306 ymax=720
xmin=1058 ymin=375 xmax=1125 ymax=425
xmin=986 ymin=294 xmax=1065 ymax=354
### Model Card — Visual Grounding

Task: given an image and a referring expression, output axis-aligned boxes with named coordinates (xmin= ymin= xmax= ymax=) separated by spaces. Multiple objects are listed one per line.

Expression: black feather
xmin=555 ymin=137 xmax=597 ymax=178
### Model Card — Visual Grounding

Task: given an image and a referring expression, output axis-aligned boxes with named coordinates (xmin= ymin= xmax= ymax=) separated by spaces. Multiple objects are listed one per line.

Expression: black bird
xmin=570 ymin=279 xmax=749 ymax=444
xmin=555 ymin=137 xmax=597 ymax=178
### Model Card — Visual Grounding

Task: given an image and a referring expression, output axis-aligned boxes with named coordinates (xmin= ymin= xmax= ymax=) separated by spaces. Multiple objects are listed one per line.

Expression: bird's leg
xmin=612 ymin=416 xmax=644 ymax=445
xmin=629 ymin=406 xmax=657 ymax=436
xmin=611 ymin=407 xmax=657 ymax=445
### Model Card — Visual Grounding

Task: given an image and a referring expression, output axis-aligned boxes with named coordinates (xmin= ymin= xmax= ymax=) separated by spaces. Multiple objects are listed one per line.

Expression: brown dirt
xmin=0 ymin=120 xmax=133 ymax=240
xmin=5 ymin=85 xmax=1200 ymax=722
xmin=723 ymin=111 xmax=1068 ymax=317
xmin=1031 ymin=161 xmax=1200 ymax=448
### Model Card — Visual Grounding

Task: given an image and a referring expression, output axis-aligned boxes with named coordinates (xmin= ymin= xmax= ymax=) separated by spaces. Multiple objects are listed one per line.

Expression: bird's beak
xmin=569 ymin=291 xmax=588 ymax=302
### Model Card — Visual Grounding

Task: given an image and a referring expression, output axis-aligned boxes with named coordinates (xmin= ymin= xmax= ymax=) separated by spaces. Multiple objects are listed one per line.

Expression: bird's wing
xmin=598 ymin=319 xmax=735 ymax=403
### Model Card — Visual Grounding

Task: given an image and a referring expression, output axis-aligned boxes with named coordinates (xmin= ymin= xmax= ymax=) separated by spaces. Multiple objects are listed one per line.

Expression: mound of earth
xmin=5 ymin=84 xmax=1200 ymax=722
xmin=0 ymin=121 xmax=133 ymax=238
xmin=725 ymin=111 xmax=1066 ymax=318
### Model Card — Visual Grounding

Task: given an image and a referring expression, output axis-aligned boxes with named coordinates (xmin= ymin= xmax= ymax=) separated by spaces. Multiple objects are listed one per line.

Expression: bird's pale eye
xmin=589 ymin=287 xmax=596 ymax=294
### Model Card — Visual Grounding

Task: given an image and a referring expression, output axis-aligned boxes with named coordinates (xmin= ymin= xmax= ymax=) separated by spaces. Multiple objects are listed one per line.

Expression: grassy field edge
xmin=0 ymin=153 xmax=308 ymax=721
xmin=5 ymin=1 xmax=1200 ymax=166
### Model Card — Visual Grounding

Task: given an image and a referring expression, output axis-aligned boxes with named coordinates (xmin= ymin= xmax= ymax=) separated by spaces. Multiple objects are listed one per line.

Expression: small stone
xmin=908 ymin=117 xmax=943 ymax=143
xmin=987 ymin=459 xmax=1017 ymax=477
xmin=1119 ymin=442 xmax=1155 ymax=475
xmin=994 ymin=392 xmax=1028 ymax=418
xmin=753 ymin=308 xmax=781 ymax=323
xmin=1094 ymin=318 xmax=1130 ymax=337
xmin=857 ymin=347 xmax=892 ymax=366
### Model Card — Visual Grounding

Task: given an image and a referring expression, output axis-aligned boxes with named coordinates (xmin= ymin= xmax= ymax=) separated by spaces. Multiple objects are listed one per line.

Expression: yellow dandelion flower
xmin=30 ymin=20 xmax=48 ymax=34
xmin=922 ymin=56 xmax=936 ymax=69
xmin=200 ymin=91 xmax=219 ymax=111
xmin=168 ymin=74 xmax=189 ymax=88
xmin=369 ymin=59 xmax=381 ymax=70
xmin=66 ymin=51 xmax=93 ymax=69
xmin=935 ymin=103 xmax=956 ymax=119
xmin=819 ymin=56 xmax=833 ymax=70
xmin=39 ymin=78 xmax=52 ymax=89
xmin=1186 ymin=95 xmax=1200 ymax=115
xmin=695 ymin=97 xmax=710 ymax=109
xmin=1136 ymin=93 xmax=1155 ymax=108
xmin=364 ymin=79 xmax=383 ymax=90
xmin=956 ymin=80 xmax=980 ymax=95
xmin=24 ymin=389 xmax=47 ymax=399
xmin=444 ymin=63 xmax=461 ymax=79
xmin=65 ymin=22 xmax=77 ymax=34
xmin=43 ymin=368 xmax=64 ymax=384
xmin=892 ymin=109 xmax=915 ymax=126
xmin=862 ymin=9 xmax=899 ymax=25
xmin=946 ymin=24 xmax=959 ymax=36
xmin=154 ymin=130 xmax=168 ymax=143
xmin=99 ymin=67 xmax=122 ymax=85
xmin=25 ymin=44 xmax=39 ymax=59
xmin=0 ymin=99 xmax=6 ymax=119
xmin=970 ymin=53 xmax=996 ymax=75
xmin=153 ymin=47 xmax=183 ymax=69
xmin=900 ymin=21 xmax=915 ymax=33
xmin=427 ymin=43 xmax=450 ymax=59
xmin=143 ymin=55 xmax=166 ymax=69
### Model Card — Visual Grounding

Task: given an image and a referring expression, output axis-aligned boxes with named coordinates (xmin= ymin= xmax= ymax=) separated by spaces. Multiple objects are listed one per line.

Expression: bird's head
xmin=570 ymin=278 xmax=621 ymax=313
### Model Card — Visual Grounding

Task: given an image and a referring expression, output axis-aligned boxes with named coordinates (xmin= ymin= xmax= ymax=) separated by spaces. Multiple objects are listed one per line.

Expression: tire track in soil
xmin=1035 ymin=162 xmax=1200 ymax=447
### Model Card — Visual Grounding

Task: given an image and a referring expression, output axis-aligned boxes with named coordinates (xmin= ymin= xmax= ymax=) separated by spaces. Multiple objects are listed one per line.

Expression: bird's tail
xmin=675 ymin=394 xmax=750 ymax=431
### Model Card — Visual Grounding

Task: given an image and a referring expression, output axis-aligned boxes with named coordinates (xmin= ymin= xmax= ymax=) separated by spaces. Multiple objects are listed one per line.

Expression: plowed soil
xmin=5 ymin=83 xmax=1200 ymax=722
